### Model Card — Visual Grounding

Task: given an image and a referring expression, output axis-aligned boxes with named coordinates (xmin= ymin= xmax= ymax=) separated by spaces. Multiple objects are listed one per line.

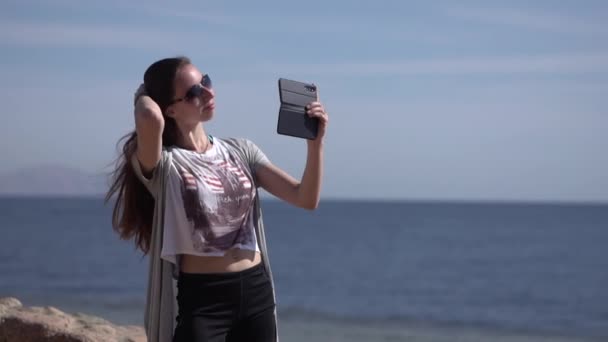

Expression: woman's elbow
xmin=300 ymin=198 xmax=320 ymax=211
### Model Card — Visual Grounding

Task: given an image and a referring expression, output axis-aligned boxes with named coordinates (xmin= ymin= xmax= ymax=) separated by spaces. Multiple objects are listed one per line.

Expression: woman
xmin=106 ymin=56 xmax=328 ymax=342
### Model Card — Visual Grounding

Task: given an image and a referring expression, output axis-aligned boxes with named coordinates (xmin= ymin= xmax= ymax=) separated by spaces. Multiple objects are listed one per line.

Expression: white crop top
xmin=159 ymin=137 xmax=264 ymax=264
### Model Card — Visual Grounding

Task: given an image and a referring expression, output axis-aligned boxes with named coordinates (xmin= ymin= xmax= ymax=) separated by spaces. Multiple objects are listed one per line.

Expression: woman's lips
xmin=203 ymin=101 xmax=215 ymax=111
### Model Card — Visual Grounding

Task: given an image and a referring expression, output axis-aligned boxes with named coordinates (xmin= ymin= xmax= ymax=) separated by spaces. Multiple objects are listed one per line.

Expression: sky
xmin=0 ymin=0 xmax=607 ymax=202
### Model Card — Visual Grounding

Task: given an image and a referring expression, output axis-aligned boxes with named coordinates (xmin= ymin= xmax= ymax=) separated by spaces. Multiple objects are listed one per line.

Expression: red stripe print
xmin=210 ymin=158 xmax=252 ymax=190
xmin=182 ymin=172 xmax=197 ymax=190
xmin=202 ymin=175 xmax=221 ymax=185
xmin=202 ymin=175 xmax=224 ymax=193
xmin=220 ymin=162 xmax=251 ymax=189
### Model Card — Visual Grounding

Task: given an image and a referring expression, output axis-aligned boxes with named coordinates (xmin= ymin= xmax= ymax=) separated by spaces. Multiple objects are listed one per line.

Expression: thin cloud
xmin=253 ymin=52 xmax=608 ymax=76
xmin=0 ymin=20 xmax=182 ymax=48
xmin=0 ymin=19 xmax=246 ymax=56
xmin=443 ymin=6 xmax=608 ymax=36
xmin=1 ymin=2 xmax=462 ymax=46
xmin=139 ymin=7 xmax=237 ymax=26
xmin=114 ymin=4 xmax=454 ymax=43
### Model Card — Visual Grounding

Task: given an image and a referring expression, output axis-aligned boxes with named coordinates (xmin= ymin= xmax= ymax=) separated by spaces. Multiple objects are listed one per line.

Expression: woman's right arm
xmin=134 ymin=96 xmax=164 ymax=175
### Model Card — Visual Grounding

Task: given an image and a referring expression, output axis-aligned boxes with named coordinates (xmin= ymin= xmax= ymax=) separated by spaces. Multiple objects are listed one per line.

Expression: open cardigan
xmin=131 ymin=137 xmax=279 ymax=342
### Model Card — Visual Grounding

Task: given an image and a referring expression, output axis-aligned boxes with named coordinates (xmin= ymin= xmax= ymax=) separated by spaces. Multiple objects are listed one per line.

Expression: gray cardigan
xmin=131 ymin=137 xmax=279 ymax=342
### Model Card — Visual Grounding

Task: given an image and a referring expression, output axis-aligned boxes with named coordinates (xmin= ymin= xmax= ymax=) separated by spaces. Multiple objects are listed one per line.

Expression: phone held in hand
xmin=277 ymin=78 xmax=319 ymax=140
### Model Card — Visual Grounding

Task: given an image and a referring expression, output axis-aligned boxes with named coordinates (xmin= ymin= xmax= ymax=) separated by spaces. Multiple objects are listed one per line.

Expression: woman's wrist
xmin=134 ymin=96 xmax=164 ymax=125
xmin=306 ymin=139 xmax=324 ymax=158
xmin=307 ymin=138 xmax=324 ymax=149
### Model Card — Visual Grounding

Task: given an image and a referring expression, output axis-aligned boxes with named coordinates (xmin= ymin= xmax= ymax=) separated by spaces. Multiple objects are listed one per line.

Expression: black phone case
xmin=277 ymin=78 xmax=319 ymax=139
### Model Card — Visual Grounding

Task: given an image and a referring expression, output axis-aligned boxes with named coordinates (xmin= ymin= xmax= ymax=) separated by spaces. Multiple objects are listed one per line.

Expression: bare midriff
xmin=179 ymin=248 xmax=262 ymax=274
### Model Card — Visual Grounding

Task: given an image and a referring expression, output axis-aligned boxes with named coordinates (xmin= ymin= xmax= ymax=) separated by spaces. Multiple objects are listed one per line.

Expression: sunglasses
xmin=170 ymin=74 xmax=212 ymax=104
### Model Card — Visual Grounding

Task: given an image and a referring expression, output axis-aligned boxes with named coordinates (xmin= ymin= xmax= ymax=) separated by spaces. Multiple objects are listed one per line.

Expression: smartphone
xmin=277 ymin=78 xmax=319 ymax=140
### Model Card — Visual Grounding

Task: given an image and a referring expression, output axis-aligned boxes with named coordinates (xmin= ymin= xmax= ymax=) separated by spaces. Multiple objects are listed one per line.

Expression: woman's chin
xmin=201 ymin=109 xmax=214 ymax=122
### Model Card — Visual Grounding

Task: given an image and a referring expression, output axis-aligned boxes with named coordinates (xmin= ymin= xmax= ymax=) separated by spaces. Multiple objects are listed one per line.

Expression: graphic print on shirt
xmin=179 ymin=153 xmax=256 ymax=254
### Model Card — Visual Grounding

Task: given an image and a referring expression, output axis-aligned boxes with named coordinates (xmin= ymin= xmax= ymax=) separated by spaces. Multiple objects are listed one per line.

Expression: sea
xmin=0 ymin=197 xmax=607 ymax=340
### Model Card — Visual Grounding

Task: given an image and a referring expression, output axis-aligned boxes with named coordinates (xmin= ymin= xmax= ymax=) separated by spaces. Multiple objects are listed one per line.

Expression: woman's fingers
xmin=306 ymin=101 xmax=328 ymax=126
xmin=306 ymin=101 xmax=322 ymax=109
xmin=307 ymin=108 xmax=326 ymax=118
xmin=306 ymin=102 xmax=325 ymax=114
xmin=307 ymin=109 xmax=328 ymax=124
xmin=307 ymin=107 xmax=324 ymax=114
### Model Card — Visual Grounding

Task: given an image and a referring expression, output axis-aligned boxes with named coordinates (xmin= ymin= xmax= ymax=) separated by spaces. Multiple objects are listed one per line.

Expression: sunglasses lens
xmin=202 ymin=75 xmax=212 ymax=89
xmin=185 ymin=85 xmax=203 ymax=101
xmin=183 ymin=75 xmax=212 ymax=101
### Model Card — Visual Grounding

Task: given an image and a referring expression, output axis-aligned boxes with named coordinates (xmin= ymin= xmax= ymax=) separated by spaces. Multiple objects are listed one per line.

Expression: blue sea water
xmin=0 ymin=197 xmax=607 ymax=339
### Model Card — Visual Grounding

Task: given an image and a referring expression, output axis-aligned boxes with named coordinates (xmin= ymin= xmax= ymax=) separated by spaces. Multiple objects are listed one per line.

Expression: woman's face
xmin=167 ymin=63 xmax=215 ymax=125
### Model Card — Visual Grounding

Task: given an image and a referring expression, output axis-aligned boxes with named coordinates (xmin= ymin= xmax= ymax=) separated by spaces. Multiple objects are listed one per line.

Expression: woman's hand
xmin=306 ymin=101 xmax=328 ymax=144
xmin=133 ymin=83 xmax=147 ymax=106
xmin=134 ymin=84 xmax=163 ymax=123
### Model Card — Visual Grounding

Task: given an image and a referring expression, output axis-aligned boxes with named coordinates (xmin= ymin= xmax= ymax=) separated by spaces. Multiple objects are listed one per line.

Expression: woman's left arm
xmin=256 ymin=101 xmax=329 ymax=210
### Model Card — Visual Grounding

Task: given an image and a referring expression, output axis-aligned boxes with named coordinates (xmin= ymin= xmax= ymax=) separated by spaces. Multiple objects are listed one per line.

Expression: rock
xmin=0 ymin=297 xmax=146 ymax=342
xmin=0 ymin=298 xmax=22 ymax=313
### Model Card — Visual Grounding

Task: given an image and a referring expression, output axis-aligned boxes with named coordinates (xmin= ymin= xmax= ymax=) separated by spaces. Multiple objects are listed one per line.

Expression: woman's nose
xmin=201 ymin=87 xmax=214 ymax=102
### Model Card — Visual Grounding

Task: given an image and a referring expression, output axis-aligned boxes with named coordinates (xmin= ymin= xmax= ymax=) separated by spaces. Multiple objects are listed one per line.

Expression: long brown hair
xmin=105 ymin=56 xmax=191 ymax=254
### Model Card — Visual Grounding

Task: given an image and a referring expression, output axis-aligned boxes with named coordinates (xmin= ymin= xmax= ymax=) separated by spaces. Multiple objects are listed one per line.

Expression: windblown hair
xmin=105 ymin=56 xmax=191 ymax=254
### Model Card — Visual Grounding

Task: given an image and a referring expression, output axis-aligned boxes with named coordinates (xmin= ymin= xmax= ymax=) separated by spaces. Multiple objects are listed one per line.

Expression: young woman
xmin=106 ymin=56 xmax=328 ymax=342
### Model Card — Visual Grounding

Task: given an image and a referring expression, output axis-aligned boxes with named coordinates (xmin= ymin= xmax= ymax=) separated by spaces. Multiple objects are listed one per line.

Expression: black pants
xmin=172 ymin=262 xmax=277 ymax=342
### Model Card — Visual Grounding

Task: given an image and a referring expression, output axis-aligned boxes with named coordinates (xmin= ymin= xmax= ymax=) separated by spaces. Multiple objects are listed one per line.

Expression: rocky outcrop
xmin=0 ymin=297 xmax=145 ymax=342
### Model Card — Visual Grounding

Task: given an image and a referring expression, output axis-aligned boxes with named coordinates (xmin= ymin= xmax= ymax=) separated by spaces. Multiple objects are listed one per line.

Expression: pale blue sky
xmin=1 ymin=0 xmax=607 ymax=202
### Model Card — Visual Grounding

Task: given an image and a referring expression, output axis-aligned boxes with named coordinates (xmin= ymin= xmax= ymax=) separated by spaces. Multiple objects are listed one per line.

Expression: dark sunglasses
xmin=170 ymin=74 xmax=212 ymax=104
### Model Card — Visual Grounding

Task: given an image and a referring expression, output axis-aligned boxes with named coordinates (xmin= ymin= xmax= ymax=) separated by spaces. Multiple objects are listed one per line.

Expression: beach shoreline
xmin=2 ymin=296 xmax=605 ymax=342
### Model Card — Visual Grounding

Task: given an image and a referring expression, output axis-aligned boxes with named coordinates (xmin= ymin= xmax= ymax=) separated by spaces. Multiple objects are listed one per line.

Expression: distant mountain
xmin=0 ymin=165 xmax=109 ymax=196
